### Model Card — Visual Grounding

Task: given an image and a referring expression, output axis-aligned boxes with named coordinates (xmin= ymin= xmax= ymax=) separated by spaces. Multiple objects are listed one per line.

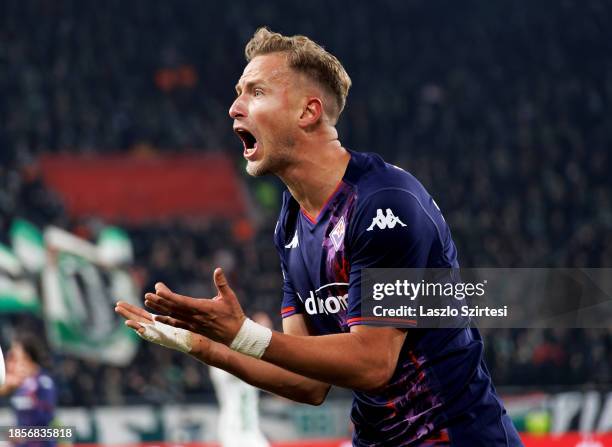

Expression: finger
xmin=145 ymin=293 xmax=197 ymax=318
xmin=213 ymin=267 xmax=233 ymax=297
xmin=115 ymin=302 xmax=151 ymax=323
xmin=143 ymin=297 xmax=174 ymax=316
xmin=154 ymin=315 xmax=195 ymax=332
xmin=143 ymin=297 xmax=195 ymax=323
xmin=154 ymin=283 xmax=195 ymax=308
xmin=125 ymin=320 xmax=145 ymax=334
xmin=116 ymin=301 xmax=153 ymax=323
xmin=115 ymin=305 xmax=134 ymax=321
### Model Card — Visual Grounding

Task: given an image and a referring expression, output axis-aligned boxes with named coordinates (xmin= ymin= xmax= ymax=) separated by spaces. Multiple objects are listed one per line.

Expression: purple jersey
xmin=275 ymin=150 xmax=522 ymax=446
xmin=10 ymin=371 xmax=57 ymax=447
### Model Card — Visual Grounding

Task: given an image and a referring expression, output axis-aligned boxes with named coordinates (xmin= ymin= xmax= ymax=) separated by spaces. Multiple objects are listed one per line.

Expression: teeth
xmin=244 ymin=141 xmax=259 ymax=158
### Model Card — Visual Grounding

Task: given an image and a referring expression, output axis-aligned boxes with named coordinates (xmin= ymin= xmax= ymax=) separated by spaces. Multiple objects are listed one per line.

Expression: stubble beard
xmin=245 ymin=136 xmax=295 ymax=177
xmin=245 ymin=160 xmax=267 ymax=177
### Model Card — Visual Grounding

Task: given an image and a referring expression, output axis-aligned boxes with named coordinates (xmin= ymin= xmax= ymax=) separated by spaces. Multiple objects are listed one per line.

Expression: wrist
xmin=190 ymin=335 xmax=215 ymax=363
xmin=139 ymin=317 xmax=193 ymax=353
xmin=229 ymin=318 xmax=273 ymax=359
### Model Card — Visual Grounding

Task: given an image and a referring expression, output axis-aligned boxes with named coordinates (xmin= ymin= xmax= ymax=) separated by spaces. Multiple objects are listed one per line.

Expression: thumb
xmin=213 ymin=268 xmax=233 ymax=297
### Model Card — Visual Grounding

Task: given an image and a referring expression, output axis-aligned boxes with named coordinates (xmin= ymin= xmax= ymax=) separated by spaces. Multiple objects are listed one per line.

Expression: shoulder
xmin=342 ymin=152 xmax=458 ymax=267
xmin=346 ymin=150 xmax=433 ymax=204
xmin=36 ymin=372 xmax=55 ymax=393
xmin=346 ymin=151 xmax=445 ymax=235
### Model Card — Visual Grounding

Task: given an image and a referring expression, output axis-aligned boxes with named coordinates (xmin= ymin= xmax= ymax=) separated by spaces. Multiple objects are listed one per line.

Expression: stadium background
xmin=1 ymin=0 xmax=611 ymax=445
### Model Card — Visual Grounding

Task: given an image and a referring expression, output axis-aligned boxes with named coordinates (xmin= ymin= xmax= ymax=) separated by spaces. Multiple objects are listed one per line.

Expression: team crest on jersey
xmin=366 ymin=208 xmax=407 ymax=231
xmin=329 ymin=216 xmax=346 ymax=251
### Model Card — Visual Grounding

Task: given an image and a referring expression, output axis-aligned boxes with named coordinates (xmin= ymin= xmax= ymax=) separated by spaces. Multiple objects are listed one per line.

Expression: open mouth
xmin=234 ymin=128 xmax=258 ymax=158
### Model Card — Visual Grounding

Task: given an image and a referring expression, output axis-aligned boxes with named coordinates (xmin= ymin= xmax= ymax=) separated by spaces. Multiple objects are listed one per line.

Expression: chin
xmin=245 ymin=160 xmax=269 ymax=177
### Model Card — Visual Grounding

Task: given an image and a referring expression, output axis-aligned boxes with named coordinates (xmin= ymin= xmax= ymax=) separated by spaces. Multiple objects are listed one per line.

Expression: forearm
xmin=261 ymin=330 xmax=398 ymax=392
xmin=191 ymin=338 xmax=330 ymax=405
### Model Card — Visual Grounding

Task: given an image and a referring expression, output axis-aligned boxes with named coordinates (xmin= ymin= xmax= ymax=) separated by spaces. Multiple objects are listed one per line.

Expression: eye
xmin=254 ymin=88 xmax=264 ymax=97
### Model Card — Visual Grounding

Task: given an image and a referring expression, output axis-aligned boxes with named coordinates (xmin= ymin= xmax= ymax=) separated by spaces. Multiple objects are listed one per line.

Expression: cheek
xmin=252 ymin=99 xmax=288 ymax=130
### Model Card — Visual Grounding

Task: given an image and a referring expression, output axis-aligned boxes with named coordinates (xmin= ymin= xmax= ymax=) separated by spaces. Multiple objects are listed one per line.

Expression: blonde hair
xmin=245 ymin=27 xmax=352 ymax=123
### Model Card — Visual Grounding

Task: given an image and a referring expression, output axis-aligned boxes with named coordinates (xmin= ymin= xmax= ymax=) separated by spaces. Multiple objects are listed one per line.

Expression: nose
xmin=229 ymin=96 xmax=246 ymax=119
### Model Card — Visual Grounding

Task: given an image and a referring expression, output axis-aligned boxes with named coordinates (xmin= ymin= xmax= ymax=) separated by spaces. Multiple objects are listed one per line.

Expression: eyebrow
xmin=235 ymin=80 xmax=267 ymax=95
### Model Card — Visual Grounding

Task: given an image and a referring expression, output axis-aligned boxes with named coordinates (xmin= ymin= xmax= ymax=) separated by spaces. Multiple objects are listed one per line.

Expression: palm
xmin=143 ymin=268 xmax=246 ymax=345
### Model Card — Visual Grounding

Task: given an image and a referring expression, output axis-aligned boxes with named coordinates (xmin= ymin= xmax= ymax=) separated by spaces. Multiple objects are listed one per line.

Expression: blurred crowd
xmin=1 ymin=0 xmax=611 ymax=405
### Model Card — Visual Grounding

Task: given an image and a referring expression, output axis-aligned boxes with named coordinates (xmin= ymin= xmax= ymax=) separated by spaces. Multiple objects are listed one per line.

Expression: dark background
xmin=1 ymin=0 xmax=610 ymax=405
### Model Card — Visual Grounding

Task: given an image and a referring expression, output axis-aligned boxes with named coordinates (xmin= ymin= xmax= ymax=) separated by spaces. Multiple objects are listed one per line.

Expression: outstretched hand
xmin=144 ymin=268 xmax=246 ymax=346
xmin=115 ymin=300 xmax=154 ymax=335
xmin=115 ymin=301 xmax=208 ymax=355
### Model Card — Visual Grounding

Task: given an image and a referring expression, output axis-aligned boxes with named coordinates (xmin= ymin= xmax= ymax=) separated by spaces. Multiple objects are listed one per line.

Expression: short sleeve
xmin=346 ymin=188 xmax=441 ymax=326
xmin=279 ymin=258 xmax=303 ymax=318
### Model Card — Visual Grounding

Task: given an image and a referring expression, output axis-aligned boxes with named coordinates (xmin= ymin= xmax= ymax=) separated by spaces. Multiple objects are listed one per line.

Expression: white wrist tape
xmin=139 ymin=317 xmax=193 ymax=353
xmin=229 ymin=318 xmax=272 ymax=359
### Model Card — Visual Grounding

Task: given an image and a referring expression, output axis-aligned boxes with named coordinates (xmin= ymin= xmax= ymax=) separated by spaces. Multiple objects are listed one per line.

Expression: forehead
xmin=236 ymin=53 xmax=292 ymax=88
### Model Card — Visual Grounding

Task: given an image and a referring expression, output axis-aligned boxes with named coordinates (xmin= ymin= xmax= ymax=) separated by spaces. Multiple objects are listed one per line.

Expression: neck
xmin=277 ymin=138 xmax=350 ymax=219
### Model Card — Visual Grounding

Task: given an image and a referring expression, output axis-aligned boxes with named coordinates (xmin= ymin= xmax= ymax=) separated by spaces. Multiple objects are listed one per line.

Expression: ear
xmin=298 ymin=97 xmax=323 ymax=128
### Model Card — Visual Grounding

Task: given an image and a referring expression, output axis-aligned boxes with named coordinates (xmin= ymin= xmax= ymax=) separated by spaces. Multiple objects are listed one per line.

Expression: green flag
xmin=0 ymin=241 xmax=40 ymax=313
xmin=42 ymin=226 xmax=140 ymax=366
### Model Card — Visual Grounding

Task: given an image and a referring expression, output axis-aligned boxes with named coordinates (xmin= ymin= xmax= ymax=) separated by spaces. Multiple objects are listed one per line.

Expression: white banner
xmin=0 ymin=219 xmax=140 ymax=366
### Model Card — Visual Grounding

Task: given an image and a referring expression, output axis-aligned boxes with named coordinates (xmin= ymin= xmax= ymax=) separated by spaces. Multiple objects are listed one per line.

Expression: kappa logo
xmin=366 ymin=208 xmax=407 ymax=231
xmin=285 ymin=232 xmax=299 ymax=249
